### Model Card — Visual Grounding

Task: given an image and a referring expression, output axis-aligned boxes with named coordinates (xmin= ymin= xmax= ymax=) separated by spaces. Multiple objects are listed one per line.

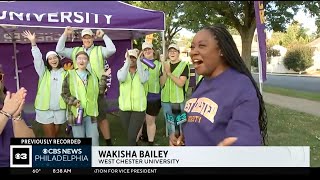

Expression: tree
xmin=314 ymin=16 xmax=320 ymax=39
xmin=182 ymin=1 xmax=320 ymax=69
xmin=267 ymin=45 xmax=281 ymax=57
xmin=268 ymin=21 xmax=310 ymax=48
xmin=281 ymin=21 xmax=310 ymax=48
xmin=228 ymin=26 xmax=240 ymax=35
xmin=267 ymin=31 xmax=285 ymax=47
xmin=127 ymin=1 xmax=187 ymax=56
xmin=283 ymin=45 xmax=314 ymax=72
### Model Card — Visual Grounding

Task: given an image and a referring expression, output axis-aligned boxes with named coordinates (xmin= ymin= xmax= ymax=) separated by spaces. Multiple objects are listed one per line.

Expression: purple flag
xmin=254 ymin=1 xmax=267 ymax=82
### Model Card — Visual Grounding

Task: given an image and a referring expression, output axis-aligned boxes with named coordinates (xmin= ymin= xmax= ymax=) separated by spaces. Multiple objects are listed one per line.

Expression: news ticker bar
xmin=9 ymin=167 xmax=313 ymax=175
xmin=10 ymin=138 xmax=310 ymax=168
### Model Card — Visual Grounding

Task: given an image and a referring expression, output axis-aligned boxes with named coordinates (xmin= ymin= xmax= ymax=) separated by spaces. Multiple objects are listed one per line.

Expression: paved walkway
xmin=252 ymin=72 xmax=320 ymax=78
xmin=263 ymin=92 xmax=320 ymax=117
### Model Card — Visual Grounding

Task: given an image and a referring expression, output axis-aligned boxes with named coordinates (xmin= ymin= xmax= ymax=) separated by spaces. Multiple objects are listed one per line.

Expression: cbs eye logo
xmin=10 ymin=145 xmax=32 ymax=167
xmin=15 ymin=152 xmax=28 ymax=160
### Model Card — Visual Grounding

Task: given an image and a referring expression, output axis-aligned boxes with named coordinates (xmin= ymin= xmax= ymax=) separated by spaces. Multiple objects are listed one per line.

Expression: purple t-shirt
xmin=0 ymin=118 xmax=14 ymax=167
xmin=183 ymin=68 xmax=262 ymax=146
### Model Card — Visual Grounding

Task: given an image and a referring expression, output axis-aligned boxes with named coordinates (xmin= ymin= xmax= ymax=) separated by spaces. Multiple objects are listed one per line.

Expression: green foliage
xmin=228 ymin=26 xmax=240 ymax=35
xmin=315 ymin=17 xmax=320 ymax=38
xmin=127 ymin=1 xmax=186 ymax=52
xmin=268 ymin=21 xmax=310 ymax=49
xmin=283 ymin=45 xmax=314 ymax=72
xmin=265 ymin=2 xmax=320 ymax=31
xmin=251 ymin=56 xmax=258 ymax=67
xmin=132 ymin=33 xmax=163 ymax=59
xmin=126 ymin=1 xmax=320 ymax=69
xmin=173 ymin=32 xmax=193 ymax=49
xmin=282 ymin=21 xmax=310 ymax=48
xmin=182 ymin=1 xmax=320 ymax=68
xmin=267 ymin=32 xmax=285 ymax=47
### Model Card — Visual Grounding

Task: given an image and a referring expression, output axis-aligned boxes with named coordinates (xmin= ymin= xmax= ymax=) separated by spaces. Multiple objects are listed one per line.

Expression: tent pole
xmin=12 ymin=33 xmax=20 ymax=91
xmin=161 ymin=31 xmax=166 ymax=60
xmin=161 ymin=30 xmax=169 ymax=137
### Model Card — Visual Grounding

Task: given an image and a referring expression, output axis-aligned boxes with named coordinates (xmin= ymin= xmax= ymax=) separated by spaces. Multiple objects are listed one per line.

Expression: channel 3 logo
xmin=10 ymin=145 xmax=32 ymax=168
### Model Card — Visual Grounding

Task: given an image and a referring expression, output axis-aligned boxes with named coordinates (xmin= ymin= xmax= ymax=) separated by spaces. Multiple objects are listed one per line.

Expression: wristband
xmin=0 ymin=110 xmax=12 ymax=119
xmin=12 ymin=115 xmax=22 ymax=121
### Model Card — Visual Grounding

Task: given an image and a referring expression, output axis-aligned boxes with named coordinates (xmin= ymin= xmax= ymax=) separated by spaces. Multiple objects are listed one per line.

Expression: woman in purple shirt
xmin=170 ymin=25 xmax=267 ymax=146
xmin=0 ymin=74 xmax=35 ymax=167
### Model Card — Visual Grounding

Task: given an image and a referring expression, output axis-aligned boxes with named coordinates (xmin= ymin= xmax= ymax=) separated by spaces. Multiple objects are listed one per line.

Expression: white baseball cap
xmin=127 ymin=49 xmax=138 ymax=59
xmin=168 ymin=44 xmax=180 ymax=52
xmin=46 ymin=51 xmax=59 ymax=60
xmin=142 ymin=42 xmax=153 ymax=50
xmin=81 ymin=28 xmax=94 ymax=37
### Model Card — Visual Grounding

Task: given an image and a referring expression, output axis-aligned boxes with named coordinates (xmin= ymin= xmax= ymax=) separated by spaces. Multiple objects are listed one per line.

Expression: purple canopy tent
xmin=0 ymin=1 xmax=165 ymax=118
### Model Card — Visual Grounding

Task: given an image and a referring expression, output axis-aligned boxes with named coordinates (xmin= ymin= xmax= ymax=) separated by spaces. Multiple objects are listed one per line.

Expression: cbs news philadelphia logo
xmin=10 ymin=145 xmax=32 ymax=167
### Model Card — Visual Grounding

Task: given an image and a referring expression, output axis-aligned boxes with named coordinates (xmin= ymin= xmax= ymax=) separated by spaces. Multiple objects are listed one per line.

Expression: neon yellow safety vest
xmin=68 ymin=70 xmax=99 ymax=117
xmin=161 ymin=61 xmax=190 ymax=103
xmin=197 ymin=75 xmax=203 ymax=84
xmin=143 ymin=60 xmax=161 ymax=94
xmin=34 ymin=69 xmax=67 ymax=110
xmin=119 ymin=72 xmax=147 ymax=112
xmin=71 ymin=46 xmax=104 ymax=80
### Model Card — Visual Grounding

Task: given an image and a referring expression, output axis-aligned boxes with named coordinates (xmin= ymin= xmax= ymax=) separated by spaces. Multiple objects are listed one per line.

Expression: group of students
xmin=1 ymin=25 xmax=268 ymax=166
xmin=21 ymin=27 xmax=115 ymax=146
xmin=20 ymin=26 xmax=192 ymax=146
xmin=117 ymin=42 xmax=190 ymax=146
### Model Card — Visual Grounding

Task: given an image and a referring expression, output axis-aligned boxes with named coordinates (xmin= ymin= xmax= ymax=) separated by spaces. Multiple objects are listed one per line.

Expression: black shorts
xmin=97 ymin=95 xmax=108 ymax=121
xmin=146 ymin=99 xmax=162 ymax=116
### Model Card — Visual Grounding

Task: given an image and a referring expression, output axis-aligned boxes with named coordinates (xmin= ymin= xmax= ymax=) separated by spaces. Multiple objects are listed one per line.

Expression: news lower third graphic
xmin=91 ymin=146 xmax=310 ymax=167
xmin=10 ymin=138 xmax=91 ymax=168
xmin=9 ymin=139 xmax=311 ymax=175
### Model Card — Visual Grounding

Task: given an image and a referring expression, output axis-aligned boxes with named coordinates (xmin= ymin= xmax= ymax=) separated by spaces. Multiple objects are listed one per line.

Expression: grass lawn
xmin=265 ymin=104 xmax=320 ymax=167
xmin=31 ymin=103 xmax=320 ymax=167
xmin=263 ymin=85 xmax=320 ymax=102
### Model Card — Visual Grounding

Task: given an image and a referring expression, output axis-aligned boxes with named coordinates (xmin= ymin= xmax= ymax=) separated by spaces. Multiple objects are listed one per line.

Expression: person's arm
xmin=22 ymin=30 xmax=45 ymax=77
xmin=99 ymin=75 xmax=108 ymax=95
xmin=0 ymin=113 xmax=10 ymax=135
xmin=169 ymin=133 xmax=185 ymax=146
xmin=61 ymin=74 xmax=80 ymax=106
xmin=101 ymin=33 xmax=116 ymax=59
xmin=12 ymin=118 xmax=35 ymax=138
xmin=117 ymin=60 xmax=130 ymax=83
xmin=166 ymin=64 xmax=187 ymax=88
xmin=136 ymin=59 xmax=149 ymax=84
xmin=55 ymin=27 xmax=74 ymax=59
xmin=0 ymin=88 xmax=27 ymax=135
xmin=99 ymin=68 xmax=111 ymax=94
xmin=160 ymin=62 xmax=167 ymax=87
xmin=31 ymin=46 xmax=46 ymax=77
xmin=0 ymin=85 xmax=5 ymax=103
xmin=225 ymin=83 xmax=262 ymax=146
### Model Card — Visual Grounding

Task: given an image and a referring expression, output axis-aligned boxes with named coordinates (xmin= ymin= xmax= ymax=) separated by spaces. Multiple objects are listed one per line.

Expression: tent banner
xmin=0 ymin=11 xmax=113 ymax=26
xmin=0 ymin=1 xmax=165 ymax=31
xmin=0 ymin=31 xmax=75 ymax=44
